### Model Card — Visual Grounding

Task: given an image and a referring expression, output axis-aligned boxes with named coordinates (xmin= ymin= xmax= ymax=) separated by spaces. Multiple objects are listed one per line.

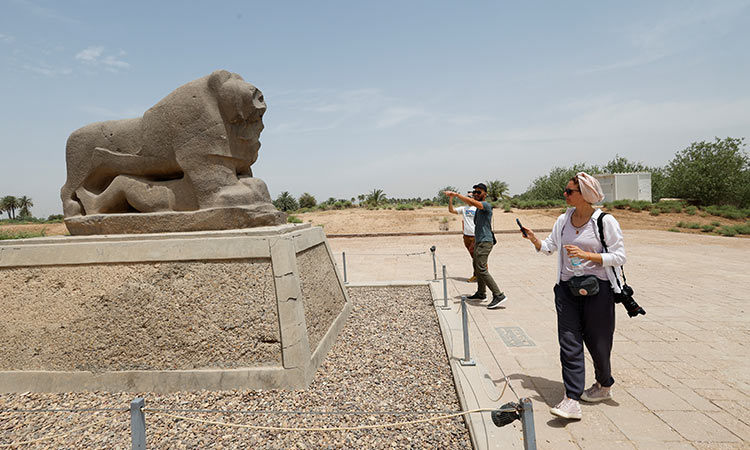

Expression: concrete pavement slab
xmin=329 ymin=229 xmax=750 ymax=448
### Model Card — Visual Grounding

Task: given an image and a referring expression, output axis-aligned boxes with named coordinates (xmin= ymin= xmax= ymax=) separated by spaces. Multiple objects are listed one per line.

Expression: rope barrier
xmin=0 ymin=416 xmax=114 ymax=448
xmin=0 ymin=408 xmax=128 ymax=413
xmin=141 ymin=408 xmax=465 ymax=415
xmin=145 ymin=407 xmax=510 ymax=432
xmin=336 ymin=251 xmax=429 ymax=257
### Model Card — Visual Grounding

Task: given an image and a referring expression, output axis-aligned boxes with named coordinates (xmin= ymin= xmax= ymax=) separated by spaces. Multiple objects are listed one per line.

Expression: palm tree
xmin=18 ymin=196 xmax=34 ymax=218
xmin=366 ymin=189 xmax=386 ymax=207
xmin=485 ymin=180 xmax=510 ymax=202
xmin=272 ymin=191 xmax=299 ymax=211
xmin=1 ymin=195 xmax=19 ymax=220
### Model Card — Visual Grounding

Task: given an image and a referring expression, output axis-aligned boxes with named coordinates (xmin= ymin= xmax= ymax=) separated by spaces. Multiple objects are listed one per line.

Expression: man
xmin=444 ymin=184 xmax=508 ymax=309
xmin=448 ymin=191 xmax=479 ymax=282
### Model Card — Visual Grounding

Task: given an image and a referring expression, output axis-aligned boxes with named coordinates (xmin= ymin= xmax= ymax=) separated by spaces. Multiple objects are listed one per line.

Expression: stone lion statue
xmin=60 ymin=70 xmax=285 ymax=235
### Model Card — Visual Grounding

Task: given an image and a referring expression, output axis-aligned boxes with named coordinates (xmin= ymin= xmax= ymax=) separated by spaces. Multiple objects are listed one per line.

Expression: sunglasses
xmin=472 ymin=190 xmax=482 ymax=195
xmin=563 ymin=188 xmax=580 ymax=195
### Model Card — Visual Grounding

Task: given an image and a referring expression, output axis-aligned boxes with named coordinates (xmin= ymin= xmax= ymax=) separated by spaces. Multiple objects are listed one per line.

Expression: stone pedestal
xmin=0 ymin=223 xmax=350 ymax=392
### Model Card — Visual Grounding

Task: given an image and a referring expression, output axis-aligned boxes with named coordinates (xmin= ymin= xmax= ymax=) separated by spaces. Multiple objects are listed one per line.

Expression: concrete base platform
xmin=0 ymin=224 xmax=350 ymax=392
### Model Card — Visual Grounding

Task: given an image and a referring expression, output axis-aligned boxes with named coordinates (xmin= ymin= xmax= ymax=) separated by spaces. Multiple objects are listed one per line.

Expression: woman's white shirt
xmin=538 ymin=208 xmax=627 ymax=292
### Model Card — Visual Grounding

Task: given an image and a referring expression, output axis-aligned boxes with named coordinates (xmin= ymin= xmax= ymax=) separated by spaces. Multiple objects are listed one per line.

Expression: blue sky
xmin=1 ymin=0 xmax=749 ymax=218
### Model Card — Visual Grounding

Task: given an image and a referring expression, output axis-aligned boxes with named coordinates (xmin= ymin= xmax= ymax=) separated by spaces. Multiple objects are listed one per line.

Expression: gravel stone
xmin=0 ymin=286 xmax=471 ymax=448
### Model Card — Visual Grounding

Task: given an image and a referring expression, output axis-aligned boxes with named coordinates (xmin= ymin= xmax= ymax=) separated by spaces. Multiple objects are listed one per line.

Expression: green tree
xmin=485 ymin=180 xmax=509 ymax=202
xmin=273 ymin=191 xmax=299 ymax=212
xmin=365 ymin=189 xmax=386 ymax=206
xmin=520 ymin=163 xmax=600 ymax=200
xmin=298 ymin=192 xmax=317 ymax=209
xmin=601 ymin=154 xmax=650 ymax=173
xmin=1 ymin=195 xmax=19 ymax=219
xmin=434 ymin=186 xmax=458 ymax=205
xmin=663 ymin=137 xmax=749 ymax=206
xmin=17 ymin=196 xmax=34 ymax=218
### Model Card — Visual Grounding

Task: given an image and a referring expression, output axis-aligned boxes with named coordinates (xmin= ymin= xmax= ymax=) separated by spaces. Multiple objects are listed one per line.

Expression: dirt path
xmin=1 ymin=206 xmax=746 ymax=237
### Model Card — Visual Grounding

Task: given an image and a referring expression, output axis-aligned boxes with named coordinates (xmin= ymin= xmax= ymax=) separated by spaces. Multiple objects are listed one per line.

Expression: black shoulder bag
xmin=597 ymin=213 xmax=646 ymax=317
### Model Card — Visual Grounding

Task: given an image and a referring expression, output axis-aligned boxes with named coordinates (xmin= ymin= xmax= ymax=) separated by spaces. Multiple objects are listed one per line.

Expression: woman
xmin=519 ymin=172 xmax=626 ymax=420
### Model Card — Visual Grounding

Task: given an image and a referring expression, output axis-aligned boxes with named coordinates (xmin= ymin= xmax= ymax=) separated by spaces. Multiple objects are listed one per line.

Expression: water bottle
xmin=570 ymin=257 xmax=584 ymax=276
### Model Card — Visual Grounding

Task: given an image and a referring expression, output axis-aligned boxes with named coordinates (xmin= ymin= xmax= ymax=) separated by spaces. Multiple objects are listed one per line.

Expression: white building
xmin=594 ymin=172 xmax=652 ymax=203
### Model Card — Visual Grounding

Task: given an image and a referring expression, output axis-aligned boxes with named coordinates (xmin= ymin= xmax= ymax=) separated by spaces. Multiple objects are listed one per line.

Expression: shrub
xmin=613 ymin=200 xmax=630 ymax=209
xmin=650 ymin=209 xmax=661 ymax=216
xmin=716 ymin=226 xmax=737 ymax=237
xmin=685 ymin=206 xmax=697 ymax=215
xmin=287 ymin=215 xmax=303 ymax=224
xmin=0 ymin=229 xmax=47 ymax=240
xmin=700 ymin=225 xmax=715 ymax=232
xmin=298 ymin=192 xmax=317 ymax=209
xmin=711 ymin=221 xmax=721 ymax=227
xmin=668 ymin=227 xmax=680 ymax=232
xmin=731 ymin=223 xmax=750 ymax=235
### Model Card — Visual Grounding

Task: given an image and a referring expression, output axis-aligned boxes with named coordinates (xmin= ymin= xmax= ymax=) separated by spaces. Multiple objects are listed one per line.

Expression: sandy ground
xmin=1 ymin=206 xmax=746 ymax=237
xmin=292 ymin=206 xmax=747 ymax=235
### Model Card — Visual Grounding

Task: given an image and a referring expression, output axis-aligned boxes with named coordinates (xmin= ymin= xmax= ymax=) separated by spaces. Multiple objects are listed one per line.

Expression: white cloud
xmin=11 ymin=0 xmax=79 ymax=25
xmin=21 ymin=63 xmax=72 ymax=77
xmin=580 ymin=2 xmax=750 ymax=74
xmin=375 ymin=107 xmax=428 ymax=129
xmin=0 ymin=33 xmax=15 ymax=44
xmin=75 ymin=46 xmax=103 ymax=62
xmin=74 ymin=46 xmax=130 ymax=72
xmin=269 ymin=87 xmax=441 ymax=133
xmin=79 ymin=105 xmax=144 ymax=119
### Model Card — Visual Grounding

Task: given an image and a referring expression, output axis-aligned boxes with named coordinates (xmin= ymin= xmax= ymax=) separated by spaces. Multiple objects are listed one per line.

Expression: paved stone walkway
xmin=328 ymin=230 xmax=750 ymax=449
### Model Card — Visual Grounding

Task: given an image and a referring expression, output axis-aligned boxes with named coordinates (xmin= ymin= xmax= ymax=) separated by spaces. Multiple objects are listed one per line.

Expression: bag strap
xmin=597 ymin=212 xmax=626 ymax=287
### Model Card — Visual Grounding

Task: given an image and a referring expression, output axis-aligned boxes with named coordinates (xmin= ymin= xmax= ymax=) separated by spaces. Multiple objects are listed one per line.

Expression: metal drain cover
xmin=496 ymin=326 xmax=535 ymax=347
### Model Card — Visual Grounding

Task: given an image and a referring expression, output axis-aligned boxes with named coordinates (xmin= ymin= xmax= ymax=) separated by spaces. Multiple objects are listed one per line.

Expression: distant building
xmin=594 ymin=172 xmax=652 ymax=203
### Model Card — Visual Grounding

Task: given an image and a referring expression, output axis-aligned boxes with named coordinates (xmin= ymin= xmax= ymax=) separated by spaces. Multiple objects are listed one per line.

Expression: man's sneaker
xmin=581 ymin=382 xmax=612 ymax=403
xmin=550 ymin=397 xmax=582 ymax=420
xmin=467 ymin=275 xmax=477 ymax=282
xmin=486 ymin=293 xmax=508 ymax=309
xmin=467 ymin=292 xmax=486 ymax=300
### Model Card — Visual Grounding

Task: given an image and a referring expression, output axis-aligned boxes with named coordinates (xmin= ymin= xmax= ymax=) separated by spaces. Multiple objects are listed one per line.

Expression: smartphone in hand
xmin=516 ymin=218 xmax=528 ymax=237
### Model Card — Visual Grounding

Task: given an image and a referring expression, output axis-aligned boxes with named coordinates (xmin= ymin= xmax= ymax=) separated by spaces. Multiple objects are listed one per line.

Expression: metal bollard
xmin=342 ymin=251 xmax=347 ymax=283
xmin=459 ymin=296 xmax=475 ymax=366
xmin=520 ymin=398 xmax=537 ymax=450
xmin=130 ymin=397 xmax=146 ymax=450
xmin=430 ymin=246 xmax=437 ymax=280
xmin=441 ymin=265 xmax=450 ymax=310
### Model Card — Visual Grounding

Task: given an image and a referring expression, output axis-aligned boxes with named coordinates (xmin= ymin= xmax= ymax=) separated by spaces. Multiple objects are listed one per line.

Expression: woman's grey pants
xmin=554 ymin=279 xmax=615 ymax=401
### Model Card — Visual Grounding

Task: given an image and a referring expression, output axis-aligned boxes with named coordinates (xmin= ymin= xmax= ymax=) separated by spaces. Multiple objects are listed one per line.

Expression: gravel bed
xmin=0 ymin=286 xmax=471 ymax=449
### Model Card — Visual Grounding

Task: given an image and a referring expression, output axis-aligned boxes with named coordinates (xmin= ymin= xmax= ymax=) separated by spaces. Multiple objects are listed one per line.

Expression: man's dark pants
xmin=554 ymin=279 xmax=615 ymax=400
xmin=472 ymin=241 xmax=501 ymax=295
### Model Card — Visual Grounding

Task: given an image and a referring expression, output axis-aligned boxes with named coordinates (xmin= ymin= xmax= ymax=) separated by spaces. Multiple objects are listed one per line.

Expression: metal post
xmin=342 ymin=251 xmax=347 ymax=283
xmin=520 ymin=398 xmax=537 ymax=450
xmin=130 ymin=397 xmax=146 ymax=450
xmin=430 ymin=246 xmax=437 ymax=280
xmin=441 ymin=265 xmax=450 ymax=310
xmin=459 ymin=296 xmax=475 ymax=366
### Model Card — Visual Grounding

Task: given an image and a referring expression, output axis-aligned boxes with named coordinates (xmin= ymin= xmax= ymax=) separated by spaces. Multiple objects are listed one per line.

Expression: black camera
xmin=614 ymin=284 xmax=645 ymax=318
xmin=491 ymin=402 xmax=520 ymax=427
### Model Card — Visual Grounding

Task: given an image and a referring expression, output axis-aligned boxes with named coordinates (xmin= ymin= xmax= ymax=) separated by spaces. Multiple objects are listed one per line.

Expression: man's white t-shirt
xmin=455 ymin=206 xmax=477 ymax=236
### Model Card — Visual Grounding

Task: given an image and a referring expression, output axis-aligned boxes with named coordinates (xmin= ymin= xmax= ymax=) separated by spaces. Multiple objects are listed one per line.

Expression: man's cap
xmin=473 ymin=183 xmax=487 ymax=192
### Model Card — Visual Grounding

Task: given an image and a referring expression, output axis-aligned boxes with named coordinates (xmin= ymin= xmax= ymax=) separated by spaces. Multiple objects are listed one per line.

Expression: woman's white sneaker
xmin=550 ymin=397 xmax=582 ymax=420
